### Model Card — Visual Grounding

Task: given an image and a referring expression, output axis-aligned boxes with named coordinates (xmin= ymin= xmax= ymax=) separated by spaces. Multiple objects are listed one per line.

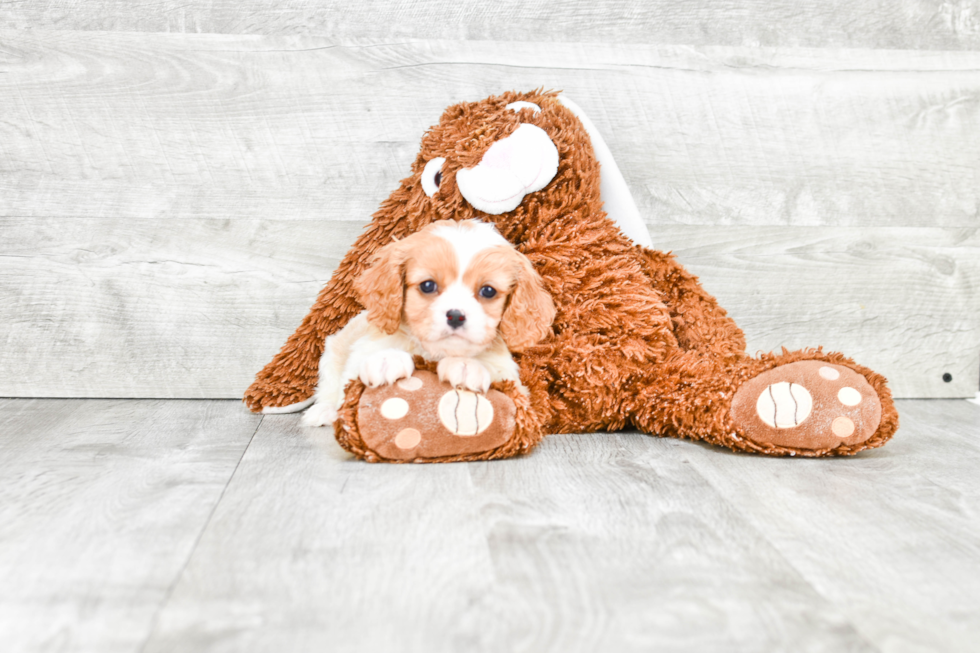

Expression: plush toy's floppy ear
xmin=557 ymin=95 xmax=653 ymax=249
xmin=500 ymin=253 xmax=556 ymax=352
xmin=354 ymin=239 xmax=409 ymax=335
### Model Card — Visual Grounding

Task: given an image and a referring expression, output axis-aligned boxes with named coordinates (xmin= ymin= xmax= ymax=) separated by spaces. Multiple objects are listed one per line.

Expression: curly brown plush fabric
xmin=245 ymin=89 xmax=899 ymax=459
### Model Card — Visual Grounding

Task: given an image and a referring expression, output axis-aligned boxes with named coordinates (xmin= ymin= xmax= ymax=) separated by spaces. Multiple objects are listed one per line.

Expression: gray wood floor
xmin=2 ymin=399 xmax=978 ymax=652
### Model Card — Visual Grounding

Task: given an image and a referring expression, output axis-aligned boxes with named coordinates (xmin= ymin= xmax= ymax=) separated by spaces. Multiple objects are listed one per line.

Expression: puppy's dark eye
xmin=420 ymin=280 xmax=438 ymax=294
xmin=479 ymin=285 xmax=497 ymax=299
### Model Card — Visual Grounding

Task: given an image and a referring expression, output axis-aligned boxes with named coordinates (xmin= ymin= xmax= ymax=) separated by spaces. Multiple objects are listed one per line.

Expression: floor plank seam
xmin=674 ymin=443 xmax=885 ymax=652
xmin=136 ymin=412 xmax=265 ymax=653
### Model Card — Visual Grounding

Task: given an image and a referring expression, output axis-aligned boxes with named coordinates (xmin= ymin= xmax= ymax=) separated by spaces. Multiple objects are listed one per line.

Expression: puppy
xmin=302 ymin=219 xmax=555 ymax=427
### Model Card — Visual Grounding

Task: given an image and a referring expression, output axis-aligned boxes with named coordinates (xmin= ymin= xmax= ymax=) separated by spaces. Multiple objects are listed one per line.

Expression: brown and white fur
xmin=302 ymin=219 xmax=555 ymax=427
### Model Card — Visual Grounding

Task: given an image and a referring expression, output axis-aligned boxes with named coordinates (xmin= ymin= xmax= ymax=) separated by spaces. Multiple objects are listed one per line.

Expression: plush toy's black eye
xmin=479 ymin=285 xmax=497 ymax=299
xmin=420 ymin=280 xmax=438 ymax=294
xmin=421 ymin=157 xmax=446 ymax=197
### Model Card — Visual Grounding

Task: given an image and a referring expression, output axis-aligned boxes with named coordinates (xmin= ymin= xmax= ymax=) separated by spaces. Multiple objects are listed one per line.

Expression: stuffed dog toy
xmin=245 ymin=89 xmax=898 ymax=462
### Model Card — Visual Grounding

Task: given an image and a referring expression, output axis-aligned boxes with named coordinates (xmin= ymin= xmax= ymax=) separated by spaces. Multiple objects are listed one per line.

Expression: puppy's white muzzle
xmin=455 ymin=124 xmax=559 ymax=215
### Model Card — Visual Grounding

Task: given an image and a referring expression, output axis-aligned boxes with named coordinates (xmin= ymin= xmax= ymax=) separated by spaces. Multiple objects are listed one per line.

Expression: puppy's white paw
xmin=302 ymin=401 xmax=338 ymax=428
xmin=437 ymin=357 xmax=492 ymax=393
xmin=359 ymin=349 xmax=415 ymax=388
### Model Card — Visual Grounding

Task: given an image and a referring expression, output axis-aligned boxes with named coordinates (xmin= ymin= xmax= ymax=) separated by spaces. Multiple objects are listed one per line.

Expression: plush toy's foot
xmin=334 ymin=370 xmax=544 ymax=463
xmin=731 ymin=360 xmax=882 ymax=452
xmin=243 ymin=376 xmax=315 ymax=414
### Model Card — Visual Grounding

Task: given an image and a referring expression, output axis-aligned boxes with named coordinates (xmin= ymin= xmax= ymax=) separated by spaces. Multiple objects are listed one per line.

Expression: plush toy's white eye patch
xmin=505 ymin=101 xmax=541 ymax=114
xmin=421 ymin=157 xmax=445 ymax=197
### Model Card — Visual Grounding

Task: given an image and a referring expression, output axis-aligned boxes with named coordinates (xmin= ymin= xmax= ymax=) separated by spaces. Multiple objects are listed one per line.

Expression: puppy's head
xmin=354 ymin=220 xmax=555 ymax=358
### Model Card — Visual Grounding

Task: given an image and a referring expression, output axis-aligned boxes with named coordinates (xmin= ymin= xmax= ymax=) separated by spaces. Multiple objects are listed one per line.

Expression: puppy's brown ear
xmin=500 ymin=253 xmax=556 ymax=352
xmin=354 ymin=239 xmax=409 ymax=335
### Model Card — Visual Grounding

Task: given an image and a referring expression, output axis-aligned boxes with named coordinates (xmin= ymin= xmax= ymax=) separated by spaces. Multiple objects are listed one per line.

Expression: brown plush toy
xmin=245 ymin=89 xmax=899 ymax=462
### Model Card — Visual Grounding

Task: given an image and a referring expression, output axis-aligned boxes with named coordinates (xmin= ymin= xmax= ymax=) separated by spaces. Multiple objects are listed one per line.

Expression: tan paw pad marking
xmin=397 ymin=376 xmax=424 ymax=391
xmin=756 ymin=382 xmax=813 ymax=429
xmin=837 ymin=387 xmax=862 ymax=406
xmin=394 ymin=428 xmax=421 ymax=449
xmin=819 ymin=366 xmax=840 ymax=380
xmin=832 ymin=416 xmax=855 ymax=438
xmin=380 ymin=397 xmax=409 ymax=420
xmin=438 ymin=390 xmax=494 ymax=436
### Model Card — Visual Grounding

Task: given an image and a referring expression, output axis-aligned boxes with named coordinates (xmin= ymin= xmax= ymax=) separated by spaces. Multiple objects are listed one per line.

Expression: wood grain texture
xmin=1 ymin=33 xmax=978 ymax=228
xmin=2 ymin=219 xmax=976 ymax=399
xmin=0 ymin=398 xmax=260 ymax=653
xmin=3 ymin=1 xmax=980 ymax=50
xmin=1 ymin=32 xmax=977 ymax=399
xmin=681 ymin=399 xmax=980 ymax=652
xmin=657 ymin=226 xmax=980 ymax=400
xmin=1 ymin=398 xmax=977 ymax=651
xmin=141 ymin=411 xmax=874 ymax=653
xmin=0 ymin=218 xmax=363 ymax=398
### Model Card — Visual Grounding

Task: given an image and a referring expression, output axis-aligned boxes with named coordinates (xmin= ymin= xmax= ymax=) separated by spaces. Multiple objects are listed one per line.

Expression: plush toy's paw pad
xmin=301 ymin=401 xmax=337 ymax=427
xmin=731 ymin=361 xmax=882 ymax=451
xmin=356 ymin=370 xmax=515 ymax=461
xmin=358 ymin=349 xmax=415 ymax=387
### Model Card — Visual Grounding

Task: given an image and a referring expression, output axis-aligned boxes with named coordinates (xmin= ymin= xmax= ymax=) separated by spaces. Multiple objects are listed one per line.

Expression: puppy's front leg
xmin=359 ymin=349 xmax=416 ymax=387
xmin=437 ymin=357 xmax=493 ymax=394
xmin=302 ymin=400 xmax=339 ymax=427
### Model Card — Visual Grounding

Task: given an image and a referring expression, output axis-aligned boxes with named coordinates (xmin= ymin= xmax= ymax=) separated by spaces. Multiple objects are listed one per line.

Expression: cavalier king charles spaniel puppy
xmin=302 ymin=219 xmax=555 ymax=427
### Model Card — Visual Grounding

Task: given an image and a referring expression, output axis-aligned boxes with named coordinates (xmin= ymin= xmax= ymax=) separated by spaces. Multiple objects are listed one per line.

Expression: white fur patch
xmin=429 ymin=220 xmax=508 ymax=272
xmin=359 ymin=348 xmax=415 ymax=387
xmin=437 ymin=356 xmax=492 ymax=393
xmin=300 ymin=401 xmax=336 ymax=426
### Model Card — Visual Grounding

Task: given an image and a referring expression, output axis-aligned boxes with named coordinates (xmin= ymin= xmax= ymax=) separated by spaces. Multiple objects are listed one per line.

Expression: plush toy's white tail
xmin=557 ymin=96 xmax=653 ymax=249
xmin=262 ymin=397 xmax=315 ymax=414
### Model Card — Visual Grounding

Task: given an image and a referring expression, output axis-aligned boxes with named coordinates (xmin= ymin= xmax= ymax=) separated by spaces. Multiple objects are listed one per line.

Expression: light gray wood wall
xmin=6 ymin=1 xmax=980 ymax=50
xmin=1 ymin=11 xmax=978 ymax=400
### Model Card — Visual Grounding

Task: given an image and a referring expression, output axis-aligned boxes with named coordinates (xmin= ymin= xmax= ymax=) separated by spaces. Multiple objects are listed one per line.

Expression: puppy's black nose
xmin=446 ymin=309 xmax=466 ymax=329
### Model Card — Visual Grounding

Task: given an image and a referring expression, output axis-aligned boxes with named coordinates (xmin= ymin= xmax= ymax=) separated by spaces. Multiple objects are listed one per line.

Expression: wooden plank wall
xmin=6 ymin=1 xmax=980 ymax=50
xmin=1 ymin=5 xmax=978 ymax=400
